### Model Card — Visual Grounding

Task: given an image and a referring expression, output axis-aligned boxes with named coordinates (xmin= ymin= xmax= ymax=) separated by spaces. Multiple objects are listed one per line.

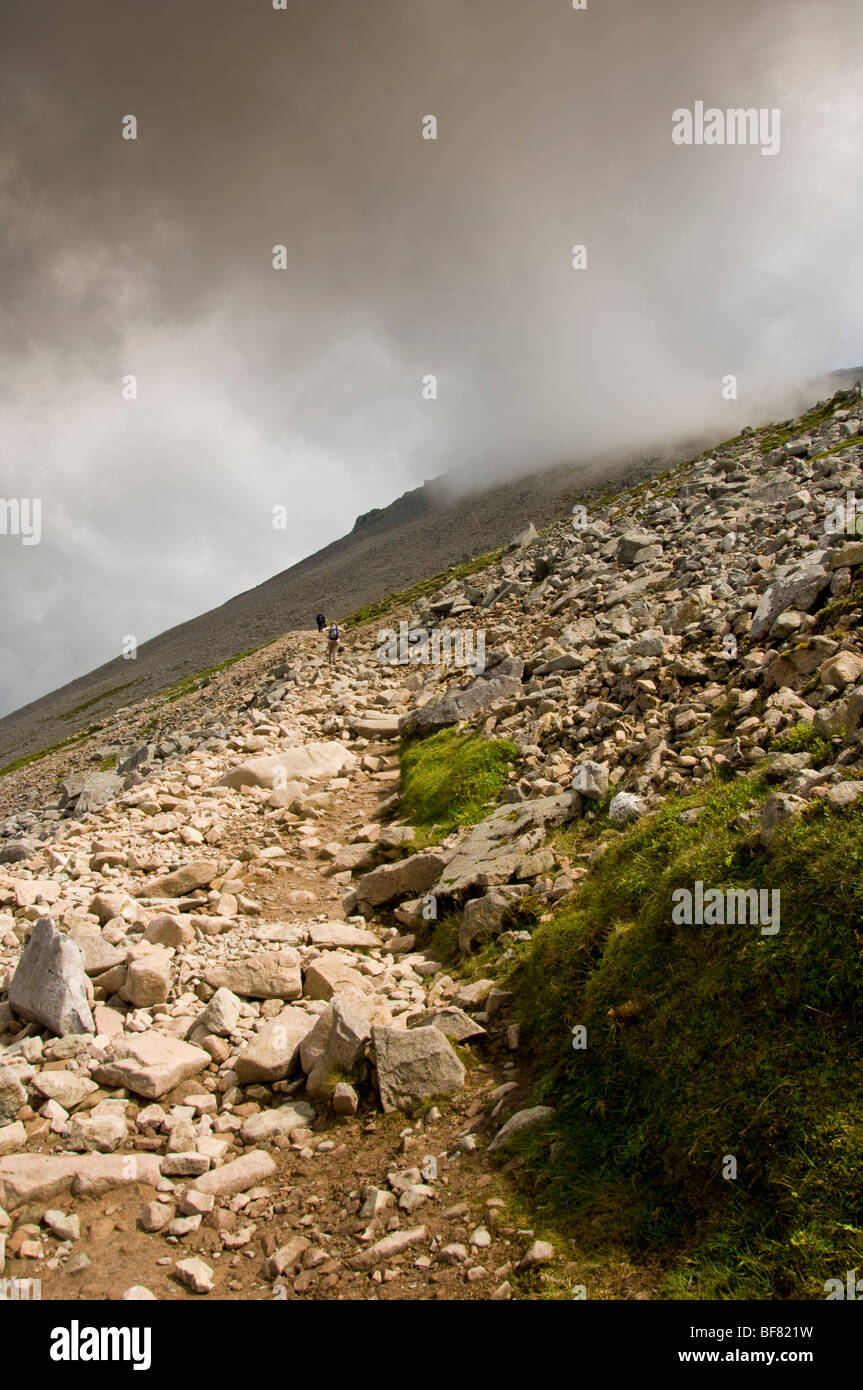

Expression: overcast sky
xmin=1 ymin=0 xmax=861 ymax=718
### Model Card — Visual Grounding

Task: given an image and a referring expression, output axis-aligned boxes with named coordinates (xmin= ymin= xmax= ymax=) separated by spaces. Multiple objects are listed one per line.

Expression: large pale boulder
xmin=241 ymin=1102 xmax=315 ymax=1144
xmin=217 ymin=742 xmax=357 ymax=790
xmin=346 ymin=714 xmax=402 ymax=739
xmin=0 ymin=1152 xmax=161 ymax=1211
xmin=307 ymin=922 xmax=380 ymax=950
xmin=121 ymin=946 xmax=173 ymax=1007
xmin=458 ymin=891 xmax=510 ymax=953
xmin=437 ymin=793 xmax=578 ymax=896
xmin=92 ymin=1034 xmax=210 ymax=1099
xmin=189 ymin=1151 xmax=277 ymax=1198
xmin=9 ymin=918 xmax=94 ymax=1037
xmin=303 ymin=954 xmax=372 ymax=1000
xmin=301 ymin=990 xmax=384 ymax=1097
xmin=202 ymin=950 xmax=302 ymax=1000
xmin=750 ymin=556 xmax=832 ymax=640
xmin=234 ymin=1006 xmax=314 ymax=1083
xmin=372 ymin=1024 xmax=466 ymax=1113
xmin=400 ymin=662 xmax=524 ymax=737
xmin=138 ymin=861 xmax=219 ymax=898
xmin=355 ymin=852 xmax=447 ymax=908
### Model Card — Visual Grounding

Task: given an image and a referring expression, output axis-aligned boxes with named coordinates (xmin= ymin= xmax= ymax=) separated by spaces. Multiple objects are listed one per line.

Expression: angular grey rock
xmin=307 ymin=922 xmax=380 ymax=950
xmin=0 ymin=1067 xmax=27 ymax=1123
xmin=617 ymin=531 xmax=661 ymax=566
xmin=608 ymin=791 xmax=648 ymax=827
xmin=571 ymin=760 xmax=609 ymax=799
xmin=196 ymin=986 xmax=241 ymax=1037
xmin=9 ymin=918 xmax=94 ymax=1037
xmin=92 ymin=1034 xmax=210 ymax=1099
xmin=234 ymin=1006 xmax=314 ymax=1083
xmin=240 ymin=1102 xmax=315 ymax=1143
xmin=750 ymin=556 xmax=832 ymax=640
xmin=487 ymin=1105 xmax=556 ymax=1154
xmin=760 ymin=793 xmax=807 ymax=848
xmin=189 ymin=1151 xmax=277 ymax=1197
xmin=303 ymin=991 xmax=378 ymax=1097
xmin=0 ymin=839 xmax=38 ymax=864
xmin=407 ymin=1005 xmax=487 ymax=1042
xmin=401 ymin=662 xmax=525 ymax=736
xmin=355 ymin=852 xmax=448 ymax=907
xmin=74 ymin=771 xmax=124 ymax=815
xmin=437 ymin=792 xmax=578 ymax=896
xmin=372 ymin=1024 xmax=466 ymax=1113
xmin=458 ymin=890 xmax=510 ymax=953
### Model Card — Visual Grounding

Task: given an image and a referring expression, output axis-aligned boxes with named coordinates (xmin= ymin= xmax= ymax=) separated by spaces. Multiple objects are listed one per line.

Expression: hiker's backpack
xmin=328 ymin=625 xmax=339 ymax=641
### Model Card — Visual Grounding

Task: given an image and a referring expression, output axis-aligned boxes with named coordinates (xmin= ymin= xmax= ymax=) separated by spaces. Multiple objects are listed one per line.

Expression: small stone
xmin=516 ymin=1239 xmax=555 ymax=1271
xmin=43 ymin=1210 xmax=80 ymax=1242
xmin=174 ymin=1256 xmax=214 ymax=1294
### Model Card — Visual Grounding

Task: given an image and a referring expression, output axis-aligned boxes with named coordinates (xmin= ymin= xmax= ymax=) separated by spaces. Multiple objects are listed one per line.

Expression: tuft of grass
xmin=340 ymin=550 xmax=503 ymax=631
xmin=398 ymin=728 xmax=519 ymax=839
xmin=60 ymin=681 xmax=138 ymax=720
xmin=508 ymin=773 xmax=863 ymax=1299
xmin=759 ymin=397 xmax=843 ymax=455
xmin=0 ymin=730 xmax=92 ymax=779
xmin=769 ymin=722 xmax=832 ymax=768
xmin=158 ymin=645 xmax=268 ymax=704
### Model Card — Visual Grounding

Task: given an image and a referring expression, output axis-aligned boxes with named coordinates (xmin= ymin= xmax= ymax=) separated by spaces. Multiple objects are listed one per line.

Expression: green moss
xmin=398 ymin=728 xmax=518 ymax=838
xmin=508 ymin=774 xmax=863 ymax=1298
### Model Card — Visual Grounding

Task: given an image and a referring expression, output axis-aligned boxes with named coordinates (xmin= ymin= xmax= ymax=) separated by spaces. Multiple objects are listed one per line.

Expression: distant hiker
xmin=316 ymin=612 xmax=327 ymax=632
xmin=326 ymin=622 xmax=341 ymax=665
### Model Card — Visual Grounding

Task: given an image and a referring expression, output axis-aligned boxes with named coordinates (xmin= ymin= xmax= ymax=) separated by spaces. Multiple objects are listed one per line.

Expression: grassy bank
xmin=507 ymin=774 xmax=863 ymax=1298
xmin=398 ymin=728 xmax=519 ymax=842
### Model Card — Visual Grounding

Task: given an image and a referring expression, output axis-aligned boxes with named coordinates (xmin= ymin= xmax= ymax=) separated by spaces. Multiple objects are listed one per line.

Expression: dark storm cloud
xmin=1 ymin=0 xmax=861 ymax=714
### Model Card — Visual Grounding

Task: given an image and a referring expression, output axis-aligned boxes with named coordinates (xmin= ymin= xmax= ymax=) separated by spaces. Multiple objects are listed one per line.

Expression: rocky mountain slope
xmin=4 ymin=363 xmax=858 ymax=770
xmin=1 ymin=378 xmax=863 ymax=1300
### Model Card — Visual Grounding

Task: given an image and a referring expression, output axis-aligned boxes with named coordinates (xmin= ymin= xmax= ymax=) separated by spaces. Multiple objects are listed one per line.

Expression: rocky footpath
xmin=2 ymin=382 xmax=863 ymax=1301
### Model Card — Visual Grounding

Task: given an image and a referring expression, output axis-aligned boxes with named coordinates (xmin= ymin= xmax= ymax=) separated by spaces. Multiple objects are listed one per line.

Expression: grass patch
xmin=768 ymin=722 xmax=832 ymax=768
xmin=60 ymin=681 xmax=138 ymax=720
xmin=340 ymin=550 xmax=503 ymax=631
xmin=759 ymin=397 xmax=841 ymax=455
xmin=398 ymin=728 xmax=519 ymax=839
xmin=810 ymin=435 xmax=862 ymax=462
xmin=158 ymin=645 xmax=269 ymax=704
xmin=509 ymin=774 xmax=863 ymax=1298
xmin=0 ymin=730 xmax=92 ymax=779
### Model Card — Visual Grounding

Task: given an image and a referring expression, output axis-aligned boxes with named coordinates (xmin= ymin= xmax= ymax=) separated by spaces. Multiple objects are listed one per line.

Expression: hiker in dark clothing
xmin=316 ymin=612 xmax=327 ymax=632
